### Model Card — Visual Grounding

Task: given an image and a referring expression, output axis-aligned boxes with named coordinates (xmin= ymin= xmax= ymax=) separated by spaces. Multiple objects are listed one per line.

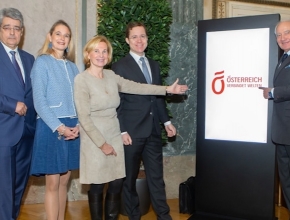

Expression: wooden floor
xmin=18 ymin=199 xmax=290 ymax=220
xmin=19 ymin=199 xmax=189 ymax=220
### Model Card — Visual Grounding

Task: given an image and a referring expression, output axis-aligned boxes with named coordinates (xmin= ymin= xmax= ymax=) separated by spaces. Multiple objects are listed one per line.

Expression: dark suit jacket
xmin=272 ymin=55 xmax=290 ymax=145
xmin=0 ymin=42 xmax=36 ymax=147
xmin=112 ymin=54 xmax=169 ymax=138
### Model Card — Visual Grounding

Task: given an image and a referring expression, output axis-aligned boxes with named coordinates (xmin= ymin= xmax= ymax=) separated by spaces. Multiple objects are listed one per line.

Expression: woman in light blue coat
xmin=30 ymin=20 xmax=80 ymax=220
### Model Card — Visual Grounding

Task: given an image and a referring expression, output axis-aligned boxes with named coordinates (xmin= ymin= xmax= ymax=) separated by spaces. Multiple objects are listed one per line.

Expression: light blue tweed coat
xmin=31 ymin=55 xmax=79 ymax=132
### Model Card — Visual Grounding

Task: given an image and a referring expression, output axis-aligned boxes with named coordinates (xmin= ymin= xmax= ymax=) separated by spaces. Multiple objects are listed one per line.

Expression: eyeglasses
xmin=129 ymin=35 xmax=147 ymax=40
xmin=1 ymin=26 xmax=22 ymax=32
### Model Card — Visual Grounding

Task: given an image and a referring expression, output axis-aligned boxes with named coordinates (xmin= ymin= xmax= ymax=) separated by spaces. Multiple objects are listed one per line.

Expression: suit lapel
xmin=127 ymin=54 xmax=148 ymax=84
xmin=0 ymin=43 xmax=25 ymax=89
xmin=18 ymin=49 xmax=29 ymax=90
xmin=147 ymin=59 xmax=158 ymax=84
xmin=0 ymin=43 xmax=15 ymax=73
xmin=274 ymin=56 xmax=290 ymax=81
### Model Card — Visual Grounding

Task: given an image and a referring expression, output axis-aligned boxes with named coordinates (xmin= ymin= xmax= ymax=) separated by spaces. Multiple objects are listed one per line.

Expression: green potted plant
xmin=97 ymin=0 xmax=172 ymax=78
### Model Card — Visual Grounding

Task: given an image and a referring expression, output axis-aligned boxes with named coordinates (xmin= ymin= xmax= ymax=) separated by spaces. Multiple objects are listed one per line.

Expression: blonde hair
xmin=83 ymin=35 xmax=113 ymax=68
xmin=38 ymin=20 xmax=75 ymax=62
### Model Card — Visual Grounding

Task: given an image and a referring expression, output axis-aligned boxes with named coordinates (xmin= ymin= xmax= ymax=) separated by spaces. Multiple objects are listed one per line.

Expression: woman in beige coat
xmin=74 ymin=35 xmax=187 ymax=220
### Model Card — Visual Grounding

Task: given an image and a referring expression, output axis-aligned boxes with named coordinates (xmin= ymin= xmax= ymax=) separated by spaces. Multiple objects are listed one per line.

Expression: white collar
xmin=1 ymin=42 xmax=19 ymax=55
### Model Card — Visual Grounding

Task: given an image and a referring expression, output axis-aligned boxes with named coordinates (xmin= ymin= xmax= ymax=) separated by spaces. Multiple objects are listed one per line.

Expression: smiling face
xmin=126 ymin=26 xmax=148 ymax=56
xmin=276 ymin=21 xmax=290 ymax=53
xmin=0 ymin=17 xmax=23 ymax=49
xmin=87 ymin=41 xmax=109 ymax=68
xmin=49 ymin=24 xmax=71 ymax=56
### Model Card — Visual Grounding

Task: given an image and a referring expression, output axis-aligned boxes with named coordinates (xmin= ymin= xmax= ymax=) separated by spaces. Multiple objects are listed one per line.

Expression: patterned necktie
xmin=10 ymin=51 xmax=24 ymax=87
xmin=281 ymin=53 xmax=288 ymax=63
xmin=140 ymin=57 xmax=151 ymax=84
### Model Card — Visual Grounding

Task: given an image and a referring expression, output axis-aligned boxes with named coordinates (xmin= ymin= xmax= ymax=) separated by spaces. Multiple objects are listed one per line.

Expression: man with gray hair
xmin=260 ymin=20 xmax=290 ymax=212
xmin=0 ymin=7 xmax=36 ymax=219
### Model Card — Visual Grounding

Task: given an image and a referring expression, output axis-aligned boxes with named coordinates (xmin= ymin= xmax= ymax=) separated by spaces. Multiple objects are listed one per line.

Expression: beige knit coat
xmin=74 ymin=69 xmax=166 ymax=184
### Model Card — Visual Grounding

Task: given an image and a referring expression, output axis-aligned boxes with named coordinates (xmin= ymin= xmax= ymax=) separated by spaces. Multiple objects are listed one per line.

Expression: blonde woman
xmin=74 ymin=35 xmax=187 ymax=220
xmin=30 ymin=20 xmax=80 ymax=220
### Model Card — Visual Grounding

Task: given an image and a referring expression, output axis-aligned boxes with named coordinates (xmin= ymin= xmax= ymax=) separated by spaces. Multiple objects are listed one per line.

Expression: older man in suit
xmin=0 ymin=7 xmax=36 ymax=220
xmin=112 ymin=22 xmax=175 ymax=220
xmin=260 ymin=20 xmax=290 ymax=211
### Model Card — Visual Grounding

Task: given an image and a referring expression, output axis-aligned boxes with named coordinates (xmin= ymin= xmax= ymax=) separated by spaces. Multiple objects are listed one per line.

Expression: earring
xmin=65 ymin=47 xmax=69 ymax=53
xmin=48 ymin=42 xmax=52 ymax=48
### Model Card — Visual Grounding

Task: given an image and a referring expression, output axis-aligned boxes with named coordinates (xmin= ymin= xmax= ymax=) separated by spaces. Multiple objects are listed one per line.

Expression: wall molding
xmin=213 ymin=0 xmax=290 ymax=18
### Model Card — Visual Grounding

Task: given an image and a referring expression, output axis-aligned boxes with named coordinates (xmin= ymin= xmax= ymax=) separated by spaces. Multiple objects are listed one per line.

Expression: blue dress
xmin=30 ymin=118 xmax=80 ymax=175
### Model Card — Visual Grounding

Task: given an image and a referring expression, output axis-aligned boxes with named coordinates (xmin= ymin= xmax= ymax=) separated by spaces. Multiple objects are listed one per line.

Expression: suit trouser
xmin=123 ymin=129 xmax=171 ymax=220
xmin=276 ymin=144 xmax=290 ymax=210
xmin=0 ymin=137 xmax=33 ymax=220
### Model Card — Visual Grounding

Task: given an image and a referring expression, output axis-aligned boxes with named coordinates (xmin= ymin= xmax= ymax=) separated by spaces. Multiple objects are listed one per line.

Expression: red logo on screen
xmin=212 ymin=71 xmax=225 ymax=94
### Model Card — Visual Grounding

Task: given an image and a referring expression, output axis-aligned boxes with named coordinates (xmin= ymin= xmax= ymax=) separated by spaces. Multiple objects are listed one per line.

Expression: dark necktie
xmin=10 ymin=51 xmax=24 ymax=87
xmin=140 ymin=57 xmax=151 ymax=84
xmin=281 ymin=53 xmax=288 ymax=63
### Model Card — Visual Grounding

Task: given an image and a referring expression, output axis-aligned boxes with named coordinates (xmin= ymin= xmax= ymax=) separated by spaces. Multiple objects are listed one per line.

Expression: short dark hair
xmin=125 ymin=22 xmax=147 ymax=38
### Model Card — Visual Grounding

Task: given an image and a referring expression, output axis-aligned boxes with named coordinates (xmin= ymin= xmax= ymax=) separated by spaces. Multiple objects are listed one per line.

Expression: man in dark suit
xmin=260 ymin=20 xmax=290 ymax=211
xmin=112 ymin=22 xmax=175 ymax=220
xmin=0 ymin=8 xmax=36 ymax=220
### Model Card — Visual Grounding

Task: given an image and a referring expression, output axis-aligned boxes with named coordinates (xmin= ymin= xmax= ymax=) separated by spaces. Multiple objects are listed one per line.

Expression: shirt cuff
xmin=270 ymin=88 xmax=274 ymax=98
xmin=164 ymin=121 xmax=171 ymax=126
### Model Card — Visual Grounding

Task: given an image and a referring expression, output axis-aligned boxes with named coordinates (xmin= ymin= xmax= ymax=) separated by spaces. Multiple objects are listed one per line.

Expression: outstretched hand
xmin=166 ymin=78 xmax=188 ymax=94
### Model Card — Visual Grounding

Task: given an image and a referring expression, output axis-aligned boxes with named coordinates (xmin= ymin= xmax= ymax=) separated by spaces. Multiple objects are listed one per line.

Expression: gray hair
xmin=274 ymin=20 xmax=290 ymax=35
xmin=0 ymin=8 xmax=24 ymax=27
